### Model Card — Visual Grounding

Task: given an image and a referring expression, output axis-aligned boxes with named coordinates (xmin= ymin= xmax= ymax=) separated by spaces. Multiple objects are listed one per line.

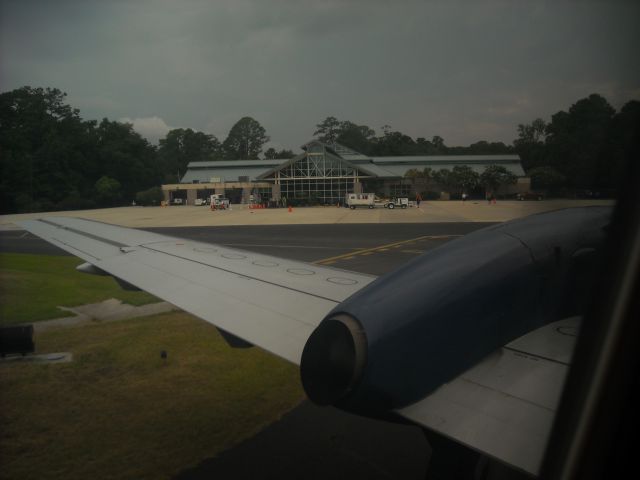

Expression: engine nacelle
xmin=300 ymin=207 xmax=610 ymax=414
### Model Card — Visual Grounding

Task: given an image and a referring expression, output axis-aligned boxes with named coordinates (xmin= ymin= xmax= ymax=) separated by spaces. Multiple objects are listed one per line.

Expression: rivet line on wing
xmin=141 ymin=244 xmax=345 ymax=304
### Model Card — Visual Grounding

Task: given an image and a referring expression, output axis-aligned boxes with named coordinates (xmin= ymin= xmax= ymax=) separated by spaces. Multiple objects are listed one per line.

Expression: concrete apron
xmin=33 ymin=298 xmax=178 ymax=333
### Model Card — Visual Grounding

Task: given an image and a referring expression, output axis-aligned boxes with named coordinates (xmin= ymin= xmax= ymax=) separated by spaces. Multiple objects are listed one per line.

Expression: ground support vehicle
xmin=210 ymin=195 xmax=230 ymax=210
xmin=385 ymin=197 xmax=409 ymax=209
xmin=345 ymin=193 xmax=376 ymax=209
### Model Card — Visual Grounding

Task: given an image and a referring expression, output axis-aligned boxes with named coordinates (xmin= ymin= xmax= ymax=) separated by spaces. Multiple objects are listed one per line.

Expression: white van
xmin=345 ymin=193 xmax=375 ymax=209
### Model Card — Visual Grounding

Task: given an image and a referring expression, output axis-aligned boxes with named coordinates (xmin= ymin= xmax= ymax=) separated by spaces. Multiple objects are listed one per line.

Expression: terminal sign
xmin=210 ymin=177 xmax=222 ymax=183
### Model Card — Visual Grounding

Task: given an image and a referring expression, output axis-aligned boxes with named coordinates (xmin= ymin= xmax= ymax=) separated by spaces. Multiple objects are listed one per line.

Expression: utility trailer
xmin=345 ymin=193 xmax=376 ymax=209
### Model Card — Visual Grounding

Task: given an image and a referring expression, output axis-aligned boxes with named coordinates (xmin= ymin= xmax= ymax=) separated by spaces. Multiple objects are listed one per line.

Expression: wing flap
xmin=397 ymin=318 xmax=579 ymax=475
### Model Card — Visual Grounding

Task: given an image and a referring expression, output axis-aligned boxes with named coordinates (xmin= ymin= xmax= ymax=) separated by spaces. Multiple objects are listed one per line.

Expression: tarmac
xmin=0 ymin=199 xmax=614 ymax=230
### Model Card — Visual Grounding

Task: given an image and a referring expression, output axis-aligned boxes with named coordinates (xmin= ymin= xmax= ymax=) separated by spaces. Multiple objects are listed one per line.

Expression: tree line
xmin=1 ymin=86 xmax=638 ymax=213
xmin=313 ymin=117 xmax=514 ymax=157
xmin=514 ymin=94 xmax=639 ymax=194
xmin=313 ymin=94 xmax=639 ymax=197
xmin=401 ymin=164 xmax=518 ymax=200
xmin=0 ymin=87 xmax=282 ymax=213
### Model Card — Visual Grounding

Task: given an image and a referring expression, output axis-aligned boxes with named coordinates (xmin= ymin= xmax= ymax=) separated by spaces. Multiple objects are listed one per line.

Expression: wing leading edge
xmin=18 ymin=217 xmax=375 ymax=364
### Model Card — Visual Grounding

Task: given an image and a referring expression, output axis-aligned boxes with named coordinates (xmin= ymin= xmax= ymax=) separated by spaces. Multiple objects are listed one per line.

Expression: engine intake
xmin=300 ymin=314 xmax=367 ymax=405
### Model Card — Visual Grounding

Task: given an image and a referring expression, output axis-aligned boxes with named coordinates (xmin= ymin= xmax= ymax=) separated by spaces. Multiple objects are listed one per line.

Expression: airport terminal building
xmin=162 ymin=140 xmax=527 ymax=205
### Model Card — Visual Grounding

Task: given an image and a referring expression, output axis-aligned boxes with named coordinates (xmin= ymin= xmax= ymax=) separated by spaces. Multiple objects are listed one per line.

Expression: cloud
xmin=2 ymin=1 xmax=638 ymax=148
xmin=119 ymin=116 xmax=174 ymax=144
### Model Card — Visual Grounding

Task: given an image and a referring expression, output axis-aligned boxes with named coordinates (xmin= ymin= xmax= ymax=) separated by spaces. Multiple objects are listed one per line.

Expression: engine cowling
xmin=300 ymin=207 xmax=610 ymax=414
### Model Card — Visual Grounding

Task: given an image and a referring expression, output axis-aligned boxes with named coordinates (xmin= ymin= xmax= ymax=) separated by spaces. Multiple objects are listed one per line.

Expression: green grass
xmin=0 ymin=253 xmax=158 ymax=325
xmin=0 ymin=311 xmax=304 ymax=480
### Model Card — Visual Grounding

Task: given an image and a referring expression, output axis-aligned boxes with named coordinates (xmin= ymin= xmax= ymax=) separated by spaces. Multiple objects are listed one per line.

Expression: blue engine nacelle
xmin=300 ymin=207 xmax=611 ymax=414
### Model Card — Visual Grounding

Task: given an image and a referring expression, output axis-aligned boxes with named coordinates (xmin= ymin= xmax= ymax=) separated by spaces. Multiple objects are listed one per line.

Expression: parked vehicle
xmin=210 ymin=194 xmax=230 ymax=209
xmin=385 ymin=197 xmax=409 ymax=209
xmin=516 ymin=192 xmax=544 ymax=201
xmin=345 ymin=193 xmax=375 ymax=209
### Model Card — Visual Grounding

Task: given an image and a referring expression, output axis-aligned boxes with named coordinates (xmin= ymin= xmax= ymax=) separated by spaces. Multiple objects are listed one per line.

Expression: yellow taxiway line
xmin=313 ymin=234 xmax=461 ymax=265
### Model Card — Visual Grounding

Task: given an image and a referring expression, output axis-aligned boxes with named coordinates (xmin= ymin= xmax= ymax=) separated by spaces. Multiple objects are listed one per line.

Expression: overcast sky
xmin=1 ymin=0 xmax=638 ymax=150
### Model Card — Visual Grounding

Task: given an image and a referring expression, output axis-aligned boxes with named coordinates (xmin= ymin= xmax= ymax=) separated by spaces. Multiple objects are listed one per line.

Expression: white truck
xmin=210 ymin=194 xmax=230 ymax=209
xmin=345 ymin=193 xmax=376 ymax=209
xmin=384 ymin=197 xmax=409 ymax=209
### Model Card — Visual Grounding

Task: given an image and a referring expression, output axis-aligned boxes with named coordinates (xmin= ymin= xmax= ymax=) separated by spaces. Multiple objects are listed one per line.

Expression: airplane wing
xmin=397 ymin=317 xmax=579 ymax=475
xmin=18 ymin=215 xmax=583 ymax=476
xmin=18 ymin=217 xmax=375 ymax=364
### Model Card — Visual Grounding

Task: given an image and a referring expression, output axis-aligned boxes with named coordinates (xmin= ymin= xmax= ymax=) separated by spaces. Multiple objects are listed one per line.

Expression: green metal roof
xmin=180 ymin=142 xmax=525 ymax=183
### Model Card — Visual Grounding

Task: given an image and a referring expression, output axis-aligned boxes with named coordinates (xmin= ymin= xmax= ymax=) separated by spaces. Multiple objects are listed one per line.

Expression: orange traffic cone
xmin=288 ymin=205 xmax=292 ymax=213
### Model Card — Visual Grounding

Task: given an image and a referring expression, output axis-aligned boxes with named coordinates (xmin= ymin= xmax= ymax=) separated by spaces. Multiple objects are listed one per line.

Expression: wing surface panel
xmin=19 ymin=217 xmax=375 ymax=364
xmin=397 ymin=318 xmax=579 ymax=475
xmin=38 ymin=216 xmax=169 ymax=247
xmin=24 ymin=217 xmax=374 ymax=302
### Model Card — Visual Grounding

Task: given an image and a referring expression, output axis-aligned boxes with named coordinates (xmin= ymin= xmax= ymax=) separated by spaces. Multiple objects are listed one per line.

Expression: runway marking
xmin=222 ymin=243 xmax=340 ymax=250
xmin=313 ymin=234 xmax=462 ymax=265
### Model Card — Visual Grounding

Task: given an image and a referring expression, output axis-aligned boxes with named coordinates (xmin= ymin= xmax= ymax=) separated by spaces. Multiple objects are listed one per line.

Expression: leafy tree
xmin=599 ymin=100 xmax=640 ymax=189
xmin=94 ymin=119 xmax=160 ymax=201
xmin=404 ymin=167 xmax=434 ymax=193
xmin=464 ymin=141 xmax=514 ymax=155
xmin=545 ymin=94 xmax=615 ymax=189
xmin=135 ymin=186 xmax=164 ymax=206
xmin=276 ymin=149 xmax=296 ymax=159
xmin=514 ymin=118 xmax=548 ymax=172
xmin=335 ymin=121 xmax=376 ymax=154
xmin=404 ymin=168 xmax=421 ymax=180
xmin=264 ymin=147 xmax=296 ymax=159
xmin=527 ymin=166 xmax=566 ymax=193
xmin=0 ymin=86 xmax=93 ymax=213
xmin=415 ymin=137 xmax=436 ymax=154
xmin=373 ymin=130 xmax=417 ymax=156
xmin=158 ymin=128 xmax=221 ymax=181
xmin=313 ymin=116 xmax=376 ymax=154
xmin=480 ymin=165 xmax=517 ymax=194
xmin=95 ymin=175 xmax=122 ymax=205
xmin=451 ymin=165 xmax=480 ymax=193
xmin=433 ymin=169 xmax=456 ymax=192
xmin=313 ymin=116 xmax=341 ymax=143
xmin=431 ymin=135 xmax=446 ymax=152
xmin=222 ymin=117 xmax=269 ymax=159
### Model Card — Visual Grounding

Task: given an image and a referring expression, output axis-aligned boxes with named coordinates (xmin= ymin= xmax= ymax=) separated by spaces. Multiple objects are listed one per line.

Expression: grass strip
xmin=0 ymin=253 xmax=158 ymax=325
xmin=0 ymin=312 xmax=304 ymax=480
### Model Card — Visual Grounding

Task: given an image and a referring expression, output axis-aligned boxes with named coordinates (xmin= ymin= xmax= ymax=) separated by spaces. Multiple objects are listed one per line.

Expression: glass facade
xmin=264 ymin=146 xmax=366 ymax=205
xmin=390 ymin=183 xmax=412 ymax=197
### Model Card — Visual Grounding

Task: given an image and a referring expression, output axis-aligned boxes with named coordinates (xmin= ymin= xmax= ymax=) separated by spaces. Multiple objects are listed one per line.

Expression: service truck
xmin=210 ymin=194 xmax=230 ymax=209
xmin=345 ymin=193 xmax=376 ymax=209
xmin=384 ymin=197 xmax=409 ymax=209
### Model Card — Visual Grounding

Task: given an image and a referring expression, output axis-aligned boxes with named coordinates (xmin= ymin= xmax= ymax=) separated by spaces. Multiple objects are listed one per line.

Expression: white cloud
xmin=119 ymin=116 xmax=174 ymax=144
